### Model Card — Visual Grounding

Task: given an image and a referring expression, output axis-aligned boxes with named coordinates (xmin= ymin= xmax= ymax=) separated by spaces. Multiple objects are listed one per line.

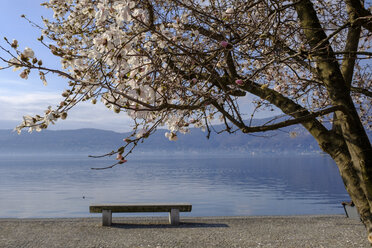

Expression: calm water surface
xmin=0 ymin=154 xmax=350 ymax=218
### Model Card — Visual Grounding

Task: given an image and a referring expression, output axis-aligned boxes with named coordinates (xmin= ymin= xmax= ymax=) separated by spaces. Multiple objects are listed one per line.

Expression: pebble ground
xmin=0 ymin=215 xmax=370 ymax=248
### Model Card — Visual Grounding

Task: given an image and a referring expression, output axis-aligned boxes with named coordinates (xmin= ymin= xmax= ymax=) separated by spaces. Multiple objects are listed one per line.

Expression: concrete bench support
xmin=102 ymin=209 xmax=112 ymax=226
xmin=90 ymin=203 xmax=192 ymax=226
xmin=169 ymin=208 xmax=180 ymax=225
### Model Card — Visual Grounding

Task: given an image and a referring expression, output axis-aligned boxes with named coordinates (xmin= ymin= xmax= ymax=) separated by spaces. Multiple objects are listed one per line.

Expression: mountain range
xmin=0 ymin=121 xmax=330 ymax=156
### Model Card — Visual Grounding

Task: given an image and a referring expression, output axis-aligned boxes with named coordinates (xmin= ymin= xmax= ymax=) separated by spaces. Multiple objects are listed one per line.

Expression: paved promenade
xmin=0 ymin=215 xmax=369 ymax=247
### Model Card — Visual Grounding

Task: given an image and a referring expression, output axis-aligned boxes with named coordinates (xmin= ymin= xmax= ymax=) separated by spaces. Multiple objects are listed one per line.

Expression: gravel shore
xmin=0 ymin=215 xmax=369 ymax=248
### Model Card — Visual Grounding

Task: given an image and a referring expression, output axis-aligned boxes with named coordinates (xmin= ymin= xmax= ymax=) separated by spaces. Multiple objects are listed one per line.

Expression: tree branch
xmin=214 ymin=99 xmax=343 ymax=133
xmin=335 ymin=3 xmax=362 ymax=134
xmin=344 ymin=0 xmax=372 ymax=33
xmin=351 ymin=86 xmax=372 ymax=98
xmin=183 ymin=24 xmax=225 ymax=41
xmin=243 ymin=105 xmax=342 ymax=133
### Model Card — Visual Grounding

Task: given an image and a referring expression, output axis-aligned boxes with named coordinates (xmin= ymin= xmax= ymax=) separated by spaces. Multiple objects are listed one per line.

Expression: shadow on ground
xmin=111 ymin=222 xmax=229 ymax=229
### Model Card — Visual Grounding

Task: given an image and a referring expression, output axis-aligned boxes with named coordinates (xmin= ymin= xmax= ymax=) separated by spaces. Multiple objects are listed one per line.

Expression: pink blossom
xmin=123 ymin=138 xmax=131 ymax=143
xmin=192 ymin=78 xmax=197 ymax=83
xmin=118 ymin=159 xmax=128 ymax=164
xmin=116 ymin=153 xmax=127 ymax=164
xmin=220 ymin=41 xmax=229 ymax=48
xmin=235 ymin=79 xmax=244 ymax=85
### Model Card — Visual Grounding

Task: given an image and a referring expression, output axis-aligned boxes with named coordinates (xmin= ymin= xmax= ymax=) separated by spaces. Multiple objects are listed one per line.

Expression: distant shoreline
xmin=0 ymin=214 xmax=347 ymax=220
xmin=0 ymin=215 xmax=369 ymax=248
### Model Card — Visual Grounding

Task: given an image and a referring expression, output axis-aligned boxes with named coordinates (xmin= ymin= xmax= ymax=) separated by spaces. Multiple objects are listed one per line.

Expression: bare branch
xmin=351 ymin=86 xmax=372 ymax=98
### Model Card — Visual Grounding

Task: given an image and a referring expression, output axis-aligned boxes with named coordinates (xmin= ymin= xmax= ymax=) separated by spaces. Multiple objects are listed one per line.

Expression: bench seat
xmin=90 ymin=203 xmax=192 ymax=226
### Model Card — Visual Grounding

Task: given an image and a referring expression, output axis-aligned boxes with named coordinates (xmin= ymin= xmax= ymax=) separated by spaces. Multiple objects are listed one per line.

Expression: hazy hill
xmin=0 ymin=122 xmax=326 ymax=156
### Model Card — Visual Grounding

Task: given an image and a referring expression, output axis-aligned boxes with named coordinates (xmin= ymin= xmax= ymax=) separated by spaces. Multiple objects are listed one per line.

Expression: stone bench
xmin=89 ymin=203 xmax=192 ymax=226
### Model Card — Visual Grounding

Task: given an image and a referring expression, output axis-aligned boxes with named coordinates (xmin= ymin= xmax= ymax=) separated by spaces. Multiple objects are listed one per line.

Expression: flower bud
xmin=62 ymin=91 xmax=70 ymax=97
xmin=114 ymin=107 xmax=120 ymax=113
xmin=11 ymin=39 xmax=18 ymax=49
xmin=118 ymin=159 xmax=128 ymax=164
xmin=235 ymin=79 xmax=244 ymax=85
xmin=19 ymin=70 xmax=28 ymax=79
xmin=220 ymin=41 xmax=229 ymax=48
xmin=61 ymin=112 xmax=68 ymax=120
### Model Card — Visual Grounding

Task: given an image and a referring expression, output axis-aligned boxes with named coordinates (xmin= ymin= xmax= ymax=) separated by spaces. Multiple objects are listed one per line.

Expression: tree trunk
xmin=331 ymin=147 xmax=372 ymax=244
xmin=293 ymin=0 xmax=372 ymax=243
xmin=341 ymin=116 xmax=372 ymax=244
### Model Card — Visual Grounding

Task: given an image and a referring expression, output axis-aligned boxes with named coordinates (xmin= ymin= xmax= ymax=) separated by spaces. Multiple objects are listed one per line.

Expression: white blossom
xmin=23 ymin=47 xmax=34 ymax=58
xmin=165 ymin=132 xmax=178 ymax=141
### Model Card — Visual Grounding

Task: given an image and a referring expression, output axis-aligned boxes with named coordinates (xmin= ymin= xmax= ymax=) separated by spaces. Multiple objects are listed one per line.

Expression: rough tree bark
xmin=294 ymin=0 xmax=372 ymax=243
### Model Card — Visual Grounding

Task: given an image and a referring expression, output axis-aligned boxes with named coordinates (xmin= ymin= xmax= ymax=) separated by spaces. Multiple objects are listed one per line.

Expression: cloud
xmin=59 ymin=101 xmax=134 ymax=132
xmin=0 ymin=91 xmax=61 ymax=121
xmin=0 ymin=92 xmax=61 ymax=106
xmin=0 ymin=78 xmax=29 ymax=87
xmin=0 ymin=91 xmax=134 ymax=132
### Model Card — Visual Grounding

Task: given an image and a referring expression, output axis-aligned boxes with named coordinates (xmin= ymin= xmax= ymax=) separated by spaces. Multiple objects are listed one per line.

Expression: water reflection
xmin=0 ymin=154 xmax=349 ymax=218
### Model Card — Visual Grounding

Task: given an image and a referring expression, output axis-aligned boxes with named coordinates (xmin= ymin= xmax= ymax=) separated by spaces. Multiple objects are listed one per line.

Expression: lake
xmin=0 ymin=154 xmax=350 ymax=218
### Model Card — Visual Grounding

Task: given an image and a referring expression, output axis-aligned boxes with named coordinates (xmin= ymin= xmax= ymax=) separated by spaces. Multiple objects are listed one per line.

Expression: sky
xmin=0 ymin=1 xmax=279 ymax=133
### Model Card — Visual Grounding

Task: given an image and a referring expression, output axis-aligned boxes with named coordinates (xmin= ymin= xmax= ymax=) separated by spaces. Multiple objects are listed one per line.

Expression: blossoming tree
xmin=1 ymin=0 xmax=372 ymax=243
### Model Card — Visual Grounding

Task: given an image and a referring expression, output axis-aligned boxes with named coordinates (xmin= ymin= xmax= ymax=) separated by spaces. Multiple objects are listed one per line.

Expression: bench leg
xmin=169 ymin=209 xmax=180 ymax=225
xmin=102 ymin=209 xmax=112 ymax=226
